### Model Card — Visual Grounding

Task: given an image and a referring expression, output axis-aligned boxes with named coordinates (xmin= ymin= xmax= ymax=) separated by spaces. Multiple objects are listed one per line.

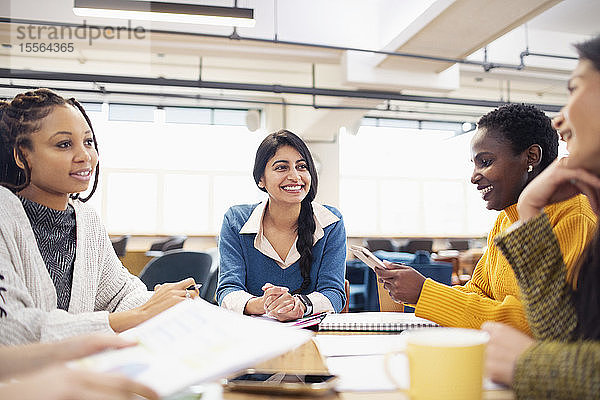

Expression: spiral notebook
xmin=319 ymin=312 xmax=438 ymax=332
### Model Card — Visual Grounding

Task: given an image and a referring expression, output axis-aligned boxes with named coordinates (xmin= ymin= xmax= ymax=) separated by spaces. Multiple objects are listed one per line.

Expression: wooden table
xmin=222 ymin=336 xmax=514 ymax=400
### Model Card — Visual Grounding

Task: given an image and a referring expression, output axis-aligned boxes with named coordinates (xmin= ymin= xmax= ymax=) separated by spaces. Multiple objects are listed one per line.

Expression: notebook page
xmin=319 ymin=312 xmax=438 ymax=331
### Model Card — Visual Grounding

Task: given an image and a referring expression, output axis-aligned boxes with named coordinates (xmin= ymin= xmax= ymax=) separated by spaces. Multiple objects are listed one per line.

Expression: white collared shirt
xmin=222 ymin=200 xmax=340 ymax=315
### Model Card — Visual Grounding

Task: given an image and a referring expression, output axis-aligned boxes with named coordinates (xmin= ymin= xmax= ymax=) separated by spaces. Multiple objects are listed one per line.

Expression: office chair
xmin=146 ymin=235 xmax=188 ymax=257
xmin=110 ymin=235 xmax=130 ymax=258
xmin=401 ymin=239 xmax=433 ymax=253
xmin=345 ymin=260 xmax=372 ymax=311
xmin=201 ymin=266 xmax=219 ymax=304
xmin=449 ymin=240 xmax=470 ymax=251
xmin=148 ymin=237 xmax=171 ymax=252
xmin=138 ymin=250 xmax=213 ymax=292
xmin=162 ymin=235 xmax=187 ymax=252
xmin=364 ymin=238 xmax=398 ymax=252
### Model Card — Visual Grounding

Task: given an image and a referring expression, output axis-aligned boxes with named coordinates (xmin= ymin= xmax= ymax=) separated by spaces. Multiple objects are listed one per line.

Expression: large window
xmin=82 ymin=106 xmax=565 ymax=238
xmin=339 ymin=121 xmax=499 ymax=237
xmin=84 ymin=104 xmax=265 ymax=235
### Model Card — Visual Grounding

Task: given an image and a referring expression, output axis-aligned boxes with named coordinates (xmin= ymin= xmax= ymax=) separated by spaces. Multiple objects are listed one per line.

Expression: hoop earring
xmin=527 ymin=165 xmax=533 ymax=173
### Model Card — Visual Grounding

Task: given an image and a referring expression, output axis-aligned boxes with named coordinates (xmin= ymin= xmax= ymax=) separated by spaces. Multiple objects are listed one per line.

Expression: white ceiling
xmin=1 ymin=0 xmax=598 ymax=139
xmin=527 ymin=0 xmax=600 ymax=35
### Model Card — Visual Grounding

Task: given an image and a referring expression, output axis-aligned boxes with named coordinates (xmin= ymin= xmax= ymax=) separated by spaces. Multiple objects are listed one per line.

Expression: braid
xmin=0 ymin=100 xmax=23 ymax=189
xmin=0 ymin=89 xmax=66 ymax=190
xmin=293 ymin=197 xmax=316 ymax=294
xmin=0 ymin=89 xmax=99 ymax=201
xmin=67 ymin=98 xmax=99 ymax=202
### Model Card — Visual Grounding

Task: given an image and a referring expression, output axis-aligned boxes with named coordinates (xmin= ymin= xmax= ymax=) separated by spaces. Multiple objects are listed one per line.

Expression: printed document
xmin=71 ymin=299 xmax=312 ymax=397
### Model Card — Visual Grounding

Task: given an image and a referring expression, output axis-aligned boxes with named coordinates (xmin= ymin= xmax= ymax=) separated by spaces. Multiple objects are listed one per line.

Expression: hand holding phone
xmin=349 ymin=245 xmax=387 ymax=270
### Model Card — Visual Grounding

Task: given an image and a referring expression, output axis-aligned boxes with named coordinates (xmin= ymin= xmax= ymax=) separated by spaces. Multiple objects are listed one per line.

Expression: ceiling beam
xmin=378 ymin=0 xmax=563 ymax=72
xmin=0 ymin=68 xmax=562 ymax=112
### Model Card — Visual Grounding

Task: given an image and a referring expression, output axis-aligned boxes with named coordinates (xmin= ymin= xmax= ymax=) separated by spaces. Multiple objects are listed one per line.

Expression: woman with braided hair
xmin=0 ymin=88 xmax=198 ymax=345
xmin=217 ymin=130 xmax=346 ymax=321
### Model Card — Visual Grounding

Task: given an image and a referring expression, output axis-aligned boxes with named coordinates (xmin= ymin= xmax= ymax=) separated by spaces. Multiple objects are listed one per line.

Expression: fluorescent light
xmin=73 ymin=0 xmax=255 ymax=27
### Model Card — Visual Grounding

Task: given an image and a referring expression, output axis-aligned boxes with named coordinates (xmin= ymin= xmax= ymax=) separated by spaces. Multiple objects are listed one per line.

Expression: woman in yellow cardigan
xmin=376 ymin=103 xmax=597 ymax=334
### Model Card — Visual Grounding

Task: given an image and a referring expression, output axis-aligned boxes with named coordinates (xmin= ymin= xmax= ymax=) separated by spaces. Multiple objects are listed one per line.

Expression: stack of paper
xmin=71 ymin=299 xmax=312 ymax=398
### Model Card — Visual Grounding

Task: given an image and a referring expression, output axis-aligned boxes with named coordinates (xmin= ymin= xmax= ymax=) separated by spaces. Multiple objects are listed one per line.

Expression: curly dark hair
xmin=477 ymin=103 xmax=558 ymax=171
xmin=0 ymin=88 xmax=99 ymax=201
xmin=575 ymin=34 xmax=600 ymax=71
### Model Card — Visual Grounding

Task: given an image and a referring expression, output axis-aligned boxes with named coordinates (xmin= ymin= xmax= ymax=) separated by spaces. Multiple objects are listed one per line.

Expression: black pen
xmin=186 ymin=283 xmax=203 ymax=291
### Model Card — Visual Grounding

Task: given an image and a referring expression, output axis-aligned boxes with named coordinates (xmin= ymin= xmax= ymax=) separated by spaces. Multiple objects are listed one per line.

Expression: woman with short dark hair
xmin=376 ymin=103 xmax=596 ymax=334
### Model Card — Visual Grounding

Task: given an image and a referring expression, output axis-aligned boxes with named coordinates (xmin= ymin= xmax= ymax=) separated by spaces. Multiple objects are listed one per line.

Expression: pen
xmin=296 ymin=311 xmax=328 ymax=323
xmin=186 ymin=283 xmax=203 ymax=291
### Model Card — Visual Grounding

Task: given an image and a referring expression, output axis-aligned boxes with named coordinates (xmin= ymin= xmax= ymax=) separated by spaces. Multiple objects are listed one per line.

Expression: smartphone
xmin=350 ymin=245 xmax=387 ymax=270
xmin=223 ymin=369 xmax=337 ymax=395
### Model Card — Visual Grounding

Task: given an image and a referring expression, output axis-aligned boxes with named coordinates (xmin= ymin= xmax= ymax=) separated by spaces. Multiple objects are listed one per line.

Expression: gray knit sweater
xmin=0 ymin=186 xmax=152 ymax=344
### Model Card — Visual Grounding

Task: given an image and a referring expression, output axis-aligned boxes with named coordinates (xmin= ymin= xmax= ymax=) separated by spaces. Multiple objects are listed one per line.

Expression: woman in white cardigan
xmin=0 ymin=89 xmax=197 ymax=344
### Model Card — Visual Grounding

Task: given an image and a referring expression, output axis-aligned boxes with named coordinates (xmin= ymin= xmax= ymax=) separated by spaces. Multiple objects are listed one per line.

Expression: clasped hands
xmin=260 ymin=283 xmax=305 ymax=321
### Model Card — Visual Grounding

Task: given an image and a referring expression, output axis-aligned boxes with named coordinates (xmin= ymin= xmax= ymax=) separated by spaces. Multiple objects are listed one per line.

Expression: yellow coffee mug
xmin=386 ymin=328 xmax=489 ymax=400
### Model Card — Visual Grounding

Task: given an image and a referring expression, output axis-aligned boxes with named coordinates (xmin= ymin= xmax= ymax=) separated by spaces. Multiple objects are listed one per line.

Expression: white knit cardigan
xmin=0 ymin=186 xmax=152 ymax=344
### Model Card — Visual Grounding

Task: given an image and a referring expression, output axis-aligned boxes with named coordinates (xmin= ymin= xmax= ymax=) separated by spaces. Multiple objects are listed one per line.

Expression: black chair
xmin=449 ymin=240 xmax=470 ymax=251
xmin=149 ymin=237 xmax=171 ymax=252
xmin=401 ymin=239 xmax=433 ymax=253
xmin=345 ymin=259 xmax=378 ymax=312
xmin=199 ymin=247 xmax=220 ymax=304
xmin=201 ymin=266 xmax=219 ymax=304
xmin=364 ymin=238 xmax=398 ymax=252
xmin=110 ymin=235 xmax=130 ymax=258
xmin=138 ymin=250 xmax=213 ymax=291
xmin=162 ymin=235 xmax=187 ymax=252
xmin=145 ymin=235 xmax=187 ymax=257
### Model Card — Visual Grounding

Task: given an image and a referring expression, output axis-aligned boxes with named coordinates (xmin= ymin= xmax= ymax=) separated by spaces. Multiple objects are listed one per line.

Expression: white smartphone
xmin=350 ymin=245 xmax=387 ymax=270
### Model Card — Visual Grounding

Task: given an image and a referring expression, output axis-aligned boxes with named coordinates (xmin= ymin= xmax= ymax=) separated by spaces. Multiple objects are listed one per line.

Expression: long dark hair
xmin=0 ymin=88 xmax=99 ymax=201
xmin=570 ymin=35 xmax=600 ymax=339
xmin=253 ymin=130 xmax=318 ymax=294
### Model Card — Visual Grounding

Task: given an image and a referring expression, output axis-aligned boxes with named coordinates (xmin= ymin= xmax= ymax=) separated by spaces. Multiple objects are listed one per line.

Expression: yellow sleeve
xmin=415 ymin=241 xmax=531 ymax=334
xmin=552 ymin=212 xmax=596 ymax=274
xmin=414 ymin=201 xmax=596 ymax=334
xmin=415 ymin=281 xmax=530 ymax=334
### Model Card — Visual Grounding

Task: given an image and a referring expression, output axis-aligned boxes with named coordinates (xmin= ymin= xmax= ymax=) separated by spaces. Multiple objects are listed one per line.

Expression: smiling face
xmin=259 ymin=145 xmax=311 ymax=206
xmin=17 ymin=104 xmax=98 ymax=210
xmin=553 ymin=59 xmax=600 ymax=174
xmin=470 ymin=128 xmax=531 ymax=211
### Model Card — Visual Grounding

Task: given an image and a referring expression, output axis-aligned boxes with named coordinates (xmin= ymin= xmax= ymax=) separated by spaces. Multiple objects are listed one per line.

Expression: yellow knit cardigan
xmin=414 ymin=194 xmax=597 ymax=334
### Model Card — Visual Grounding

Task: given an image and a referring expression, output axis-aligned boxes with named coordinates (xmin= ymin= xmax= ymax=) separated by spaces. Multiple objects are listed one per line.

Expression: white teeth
xmin=480 ymin=185 xmax=493 ymax=195
xmin=74 ymin=170 xmax=90 ymax=176
xmin=283 ymin=185 xmax=301 ymax=191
